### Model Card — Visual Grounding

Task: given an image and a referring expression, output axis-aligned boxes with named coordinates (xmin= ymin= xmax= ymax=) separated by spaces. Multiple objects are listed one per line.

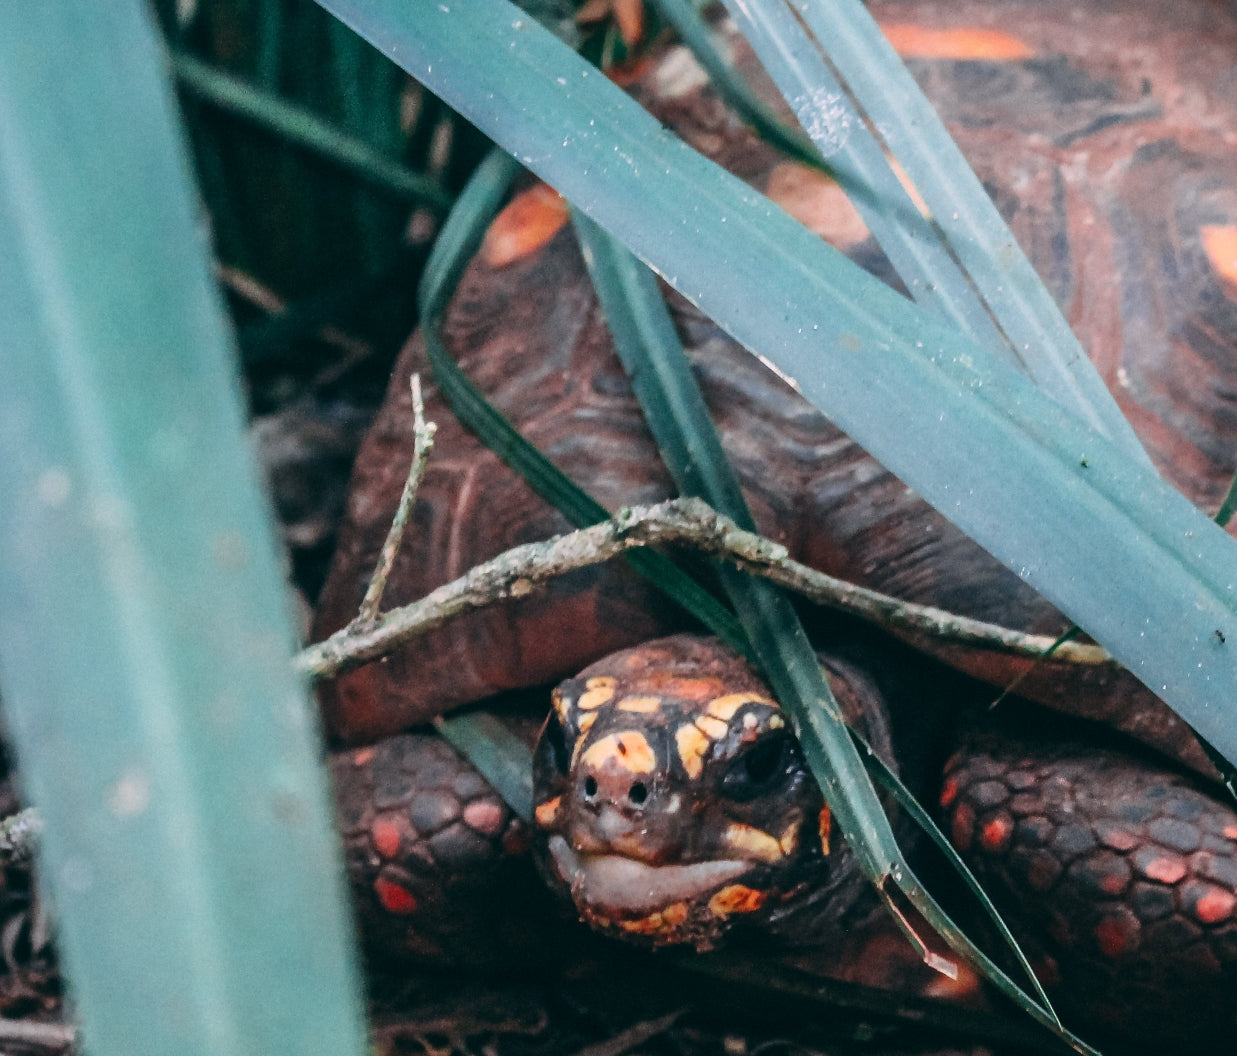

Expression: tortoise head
xmin=531 ymin=635 xmax=841 ymax=950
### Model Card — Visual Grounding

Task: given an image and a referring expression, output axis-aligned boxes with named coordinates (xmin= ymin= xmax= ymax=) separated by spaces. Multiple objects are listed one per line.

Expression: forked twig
xmin=355 ymin=375 xmax=437 ymax=623
xmin=296 ymin=496 xmax=1109 ymax=681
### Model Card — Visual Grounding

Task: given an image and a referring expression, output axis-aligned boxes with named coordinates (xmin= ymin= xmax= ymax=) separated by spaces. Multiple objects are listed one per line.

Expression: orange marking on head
xmin=581 ymin=731 xmax=656 ymax=774
xmin=578 ymin=677 xmax=618 ymax=711
xmin=578 ymin=712 xmax=598 ymax=737
xmin=939 ymin=777 xmax=959 ymax=808
xmin=880 ymin=23 xmax=1035 ymax=61
xmin=1093 ymin=916 xmax=1134 ymax=958
xmin=617 ymin=695 xmax=663 ymax=713
xmin=1143 ymin=856 xmax=1187 ymax=884
xmin=482 ymin=183 xmax=570 ymax=268
xmin=352 ymin=747 xmax=375 ymax=767
xmin=617 ymin=900 xmax=688 ymax=935
xmin=534 ymin=795 xmax=563 ymax=828
xmin=1226 ymin=824 xmax=1237 ymax=840
xmin=676 ymin=723 xmax=710 ymax=779
xmin=709 ymin=884 xmax=768 ymax=917
xmin=1194 ymin=888 xmax=1235 ymax=925
xmin=695 ymin=715 xmax=730 ymax=741
xmin=375 ymin=878 xmax=417 ymax=915
xmin=643 ymin=675 xmax=728 ymax=702
xmin=706 ymin=691 xmax=778 ymax=721
xmin=371 ymin=817 xmax=402 ymax=859
xmin=818 ymin=806 xmax=832 ymax=856
xmin=725 ymin=823 xmax=784 ymax=862
xmin=980 ymin=815 xmax=1013 ymax=853
xmin=1202 ymin=226 xmax=1237 ymax=288
xmin=662 ymin=901 xmax=688 ymax=927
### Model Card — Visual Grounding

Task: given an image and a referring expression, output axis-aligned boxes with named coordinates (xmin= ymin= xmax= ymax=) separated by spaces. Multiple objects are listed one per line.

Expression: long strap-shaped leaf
xmin=315 ymin=0 xmax=1237 ymax=768
xmin=789 ymin=0 xmax=1147 ymax=462
xmin=710 ymin=0 xmax=1012 ymax=364
xmin=571 ymin=213 xmax=1099 ymax=1051
xmin=0 ymin=6 xmax=368 ymax=1056
xmin=716 ymin=0 xmax=1145 ymax=461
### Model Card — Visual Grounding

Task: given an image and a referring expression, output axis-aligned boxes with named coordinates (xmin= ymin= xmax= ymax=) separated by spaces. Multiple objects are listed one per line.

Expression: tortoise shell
xmin=314 ymin=0 xmax=1237 ymax=777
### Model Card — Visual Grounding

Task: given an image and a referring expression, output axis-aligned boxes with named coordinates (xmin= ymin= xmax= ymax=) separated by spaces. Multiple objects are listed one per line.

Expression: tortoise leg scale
xmin=944 ymin=712 xmax=1237 ymax=1042
xmin=330 ymin=731 xmax=570 ymax=967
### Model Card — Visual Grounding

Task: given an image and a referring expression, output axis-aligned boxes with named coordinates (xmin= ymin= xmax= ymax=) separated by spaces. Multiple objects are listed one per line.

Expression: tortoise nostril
xmin=629 ymin=782 xmax=648 ymax=805
xmin=584 ymin=776 xmax=598 ymax=798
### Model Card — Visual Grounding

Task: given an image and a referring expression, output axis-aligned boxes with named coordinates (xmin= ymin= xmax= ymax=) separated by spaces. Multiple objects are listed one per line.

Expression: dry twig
xmin=357 ymin=375 xmax=437 ymax=622
xmin=295 ymin=497 xmax=1109 ymax=682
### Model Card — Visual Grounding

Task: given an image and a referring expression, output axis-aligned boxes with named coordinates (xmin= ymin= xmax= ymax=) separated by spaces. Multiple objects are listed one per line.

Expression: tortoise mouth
xmin=547 ymin=835 xmax=750 ymax=917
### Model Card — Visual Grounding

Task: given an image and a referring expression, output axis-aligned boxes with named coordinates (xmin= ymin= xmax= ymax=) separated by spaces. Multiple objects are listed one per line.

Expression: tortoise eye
xmin=537 ymin=711 xmax=571 ymax=777
xmin=721 ymin=732 xmax=795 ymax=800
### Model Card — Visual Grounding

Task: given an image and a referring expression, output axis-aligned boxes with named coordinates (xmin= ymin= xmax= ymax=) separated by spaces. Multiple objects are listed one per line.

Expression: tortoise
xmin=311 ymin=0 xmax=1237 ymax=1046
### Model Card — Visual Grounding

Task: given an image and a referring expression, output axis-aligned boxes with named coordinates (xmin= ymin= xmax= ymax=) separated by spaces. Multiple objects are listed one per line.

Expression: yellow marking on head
xmin=707 ymin=692 xmax=776 ymax=721
xmin=578 ymin=712 xmax=598 ymax=736
xmin=534 ymin=795 xmax=562 ymax=828
xmin=695 ymin=715 xmax=729 ymax=741
xmin=725 ymin=823 xmax=785 ymax=862
xmin=708 ymin=884 xmax=767 ymax=917
xmin=1203 ymin=225 xmax=1237 ymax=287
xmin=552 ymin=688 xmax=572 ymax=725
xmin=768 ymin=715 xmax=785 ymax=730
xmin=580 ymin=731 xmax=656 ymax=774
xmin=578 ymin=676 xmax=618 ymax=711
xmin=779 ymin=819 xmax=801 ymax=855
xmin=617 ymin=695 xmax=662 ymax=713
xmin=676 ymin=723 xmax=710 ymax=779
xmin=818 ymin=806 xmax=832 ymax=856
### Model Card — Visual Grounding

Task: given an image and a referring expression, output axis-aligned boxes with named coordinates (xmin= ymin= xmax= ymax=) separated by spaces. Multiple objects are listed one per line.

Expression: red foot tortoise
xmin=313 ymin=0 xmax=1237 ymax=1047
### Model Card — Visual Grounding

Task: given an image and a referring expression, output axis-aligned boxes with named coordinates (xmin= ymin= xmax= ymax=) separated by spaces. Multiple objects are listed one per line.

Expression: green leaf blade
xmin=0 ymin=6 xmax=368 ymax=1056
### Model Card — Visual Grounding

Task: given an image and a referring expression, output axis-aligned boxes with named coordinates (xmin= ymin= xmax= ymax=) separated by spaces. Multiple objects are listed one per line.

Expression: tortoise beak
xmin=547 ymin=835 xmax=749 ymax=917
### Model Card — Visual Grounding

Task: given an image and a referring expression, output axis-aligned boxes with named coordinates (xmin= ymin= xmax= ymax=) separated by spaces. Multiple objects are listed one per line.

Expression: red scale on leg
xmin=1134 ymin=848 xmax=1188 ymax=885
xmin=950 ymin=801 xmax=975 ymax=852
xmin=371 ymin=815 xmax=404 ymax=859
xmin=979 ymin=812 xmax=1013 ymax=854
xmin=374 ymin=876 xmax=418 ymax=915
xmin=1094 ymin=909 xmax=1141 ymax=958
xmin=1185 ymin=883 xmax=1236 ymax=926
